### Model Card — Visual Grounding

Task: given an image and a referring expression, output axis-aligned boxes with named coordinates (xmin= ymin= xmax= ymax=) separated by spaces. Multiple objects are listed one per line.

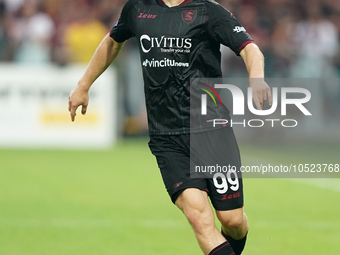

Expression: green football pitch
xmin=0 ymin=139 xmax=339 ymax=255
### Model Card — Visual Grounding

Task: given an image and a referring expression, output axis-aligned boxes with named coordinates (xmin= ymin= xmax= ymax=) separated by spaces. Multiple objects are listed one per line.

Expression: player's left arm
xmin=240 ymin=43 xmax=272 ymax=110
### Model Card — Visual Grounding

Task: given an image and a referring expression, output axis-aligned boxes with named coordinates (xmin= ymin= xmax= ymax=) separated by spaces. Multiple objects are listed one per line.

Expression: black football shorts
xmin=148 ymin=127 xmax=243 ymax=211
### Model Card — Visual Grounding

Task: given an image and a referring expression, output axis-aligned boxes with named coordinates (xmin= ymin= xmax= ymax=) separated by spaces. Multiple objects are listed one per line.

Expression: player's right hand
xmin=249 ymin=79 xmax=272 ymax=110
xmin=68 ymin=86 xmax=89 ymax=122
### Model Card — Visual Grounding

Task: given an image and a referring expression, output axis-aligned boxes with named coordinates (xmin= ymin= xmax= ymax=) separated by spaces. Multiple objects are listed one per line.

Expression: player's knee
xmin=217 ymin=209 xmax=245 ymax=230
xmin=222 ymin=215 xmax=243 ymax=229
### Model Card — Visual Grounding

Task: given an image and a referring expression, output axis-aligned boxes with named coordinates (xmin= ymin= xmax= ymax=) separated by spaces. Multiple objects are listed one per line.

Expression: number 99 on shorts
xmin=213 ymin=172 xmax=239 ymax=194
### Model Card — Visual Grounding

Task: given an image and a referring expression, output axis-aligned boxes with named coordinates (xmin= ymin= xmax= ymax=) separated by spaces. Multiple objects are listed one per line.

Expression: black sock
xmin=221 ymin=231 xmax=247 ymax=255
xmin=208 ymin=241 xmax=235 ymax=255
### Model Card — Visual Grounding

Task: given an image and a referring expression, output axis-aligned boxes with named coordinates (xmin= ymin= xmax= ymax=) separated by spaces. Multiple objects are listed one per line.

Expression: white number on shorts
xmin=213 ymin=173 xmax=228 ymax=194
xmin=227 ymin=170 xmax=239 ymax=191
xmin=213 ymin=172 xmax=239 ymax=194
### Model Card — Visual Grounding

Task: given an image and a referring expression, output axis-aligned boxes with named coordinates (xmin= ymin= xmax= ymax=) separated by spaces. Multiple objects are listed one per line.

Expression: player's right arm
xmin=68 ymin=34 xmax=124 ymax=122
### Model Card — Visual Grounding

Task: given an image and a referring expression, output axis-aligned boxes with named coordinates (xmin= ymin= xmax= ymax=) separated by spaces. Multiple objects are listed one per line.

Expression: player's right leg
xmin=175 ymin=188 xmax=235 ymax=255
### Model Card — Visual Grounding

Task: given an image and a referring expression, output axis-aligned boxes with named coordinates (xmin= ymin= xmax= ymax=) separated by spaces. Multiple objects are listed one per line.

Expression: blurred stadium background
xmin=0 ymin=0 xmax=339 ymax=254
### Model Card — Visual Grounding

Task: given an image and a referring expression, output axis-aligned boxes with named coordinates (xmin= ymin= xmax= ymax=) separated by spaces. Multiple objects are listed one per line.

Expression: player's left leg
xmin=216 ymin=208 xmax=248 ymax=255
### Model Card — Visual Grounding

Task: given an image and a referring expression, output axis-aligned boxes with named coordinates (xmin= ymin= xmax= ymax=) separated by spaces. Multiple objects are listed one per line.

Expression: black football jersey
xmin=110 ymin=0 xmax=253 ymax=135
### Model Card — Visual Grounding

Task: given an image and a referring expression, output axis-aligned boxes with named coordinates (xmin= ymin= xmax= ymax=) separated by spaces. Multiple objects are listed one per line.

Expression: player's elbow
xmin=247 ymin=43 xmax=264 ymax=58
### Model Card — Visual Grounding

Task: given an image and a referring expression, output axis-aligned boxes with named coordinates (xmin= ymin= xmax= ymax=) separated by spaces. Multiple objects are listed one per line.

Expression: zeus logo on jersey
xmin=140 ymin=34 xmax=192 ymax=53
xmin=233 ymin=26 xmax=246 ymax=33
xmin=137 ymin=13 xmax=157 ymax=19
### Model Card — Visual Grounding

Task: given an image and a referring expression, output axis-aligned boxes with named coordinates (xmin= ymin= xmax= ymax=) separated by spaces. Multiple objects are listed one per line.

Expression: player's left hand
xmin=249 ymin=79 xmax=272 ymax=110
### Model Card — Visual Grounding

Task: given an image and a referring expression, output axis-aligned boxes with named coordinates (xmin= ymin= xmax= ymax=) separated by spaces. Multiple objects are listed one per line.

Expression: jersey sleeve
xmin=207 ymin=2 xmax=254 ymax=55
xmin=110 ymin=0 xmax=135 ymax=42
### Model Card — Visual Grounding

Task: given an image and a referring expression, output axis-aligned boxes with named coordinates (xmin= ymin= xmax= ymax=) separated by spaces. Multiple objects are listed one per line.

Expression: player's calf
xmin=216 ymin=209 xmax=248 ymax=255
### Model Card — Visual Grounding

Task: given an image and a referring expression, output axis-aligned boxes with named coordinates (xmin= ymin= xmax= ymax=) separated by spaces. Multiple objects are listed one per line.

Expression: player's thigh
xmin=175 ymin=188 xmax=215 ymax=230
xmin=207 ymin=174 xmax=244 ymax=211
xmin=148 ymin=134 xmax=208 ymax=204
xmin=195 ymin=127 xmax=244 ymax=211
xmin=175 ymin=188 xmax=210 ymax=211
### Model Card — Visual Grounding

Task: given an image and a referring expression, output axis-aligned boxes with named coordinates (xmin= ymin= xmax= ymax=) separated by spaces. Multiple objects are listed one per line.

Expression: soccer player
xmin=68 ymin=0 xmax=271 ymax=254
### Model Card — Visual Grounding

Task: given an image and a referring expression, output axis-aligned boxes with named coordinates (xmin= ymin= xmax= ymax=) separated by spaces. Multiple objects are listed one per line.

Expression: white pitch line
xmin=288 ymin=178 xmax=340 ymax=193
xmin=1 ymin=156 xmax=339 ymax=229
xmin=0 ymin=219 xmax=187 ymax=228
xmin=254 ymin=220 xmax=340 ymax=230
xmin=140 ymin=219 xmax=187 ymax=228
xmin=1 ymin=218 xmax=339 ymax=230
xmin=0 ymin=219 xmax=120 ymax=228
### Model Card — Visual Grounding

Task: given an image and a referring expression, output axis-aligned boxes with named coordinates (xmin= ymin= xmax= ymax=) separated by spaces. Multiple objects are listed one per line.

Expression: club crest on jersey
xmin=182 ymin=10 xmax=197 ymax=24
